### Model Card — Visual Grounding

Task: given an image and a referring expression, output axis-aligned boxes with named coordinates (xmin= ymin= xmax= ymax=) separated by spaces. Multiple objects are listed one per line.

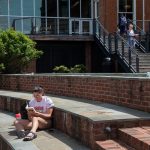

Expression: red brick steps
xmin=118 ymin=127 xmax=150 ymax=150
xmin=96 ymin=126 xmax=150 ymax=150
xmin=95 ymin=140 xmax=135 ymax=150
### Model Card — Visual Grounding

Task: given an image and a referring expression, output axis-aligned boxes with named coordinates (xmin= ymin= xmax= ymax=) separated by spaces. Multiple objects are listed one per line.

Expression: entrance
xmin=69 ymin=19 xmax=92 ymax=35
xmin=70 ymin=19 xmax=80 ymax=34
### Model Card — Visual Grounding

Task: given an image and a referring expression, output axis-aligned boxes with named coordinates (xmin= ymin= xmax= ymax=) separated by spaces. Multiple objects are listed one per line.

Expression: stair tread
xmin=118 ymin=127 xmax=150 ymax=150
xmin=96 ymin=140 xmax=135 ymax=150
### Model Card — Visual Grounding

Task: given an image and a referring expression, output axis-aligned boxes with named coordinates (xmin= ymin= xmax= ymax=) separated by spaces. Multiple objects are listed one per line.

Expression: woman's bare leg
xmin=14 ymin=119 xmax=32 ymax=131
xmin=30 ymin=117 xmax=51 ymax=132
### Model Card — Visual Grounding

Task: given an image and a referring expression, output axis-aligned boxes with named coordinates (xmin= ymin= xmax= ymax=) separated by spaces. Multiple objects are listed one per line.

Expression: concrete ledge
xmin=0 ymin=111 xmax=90 ymax=150
xmin=0 ymin=90 xmax=150 ymax=149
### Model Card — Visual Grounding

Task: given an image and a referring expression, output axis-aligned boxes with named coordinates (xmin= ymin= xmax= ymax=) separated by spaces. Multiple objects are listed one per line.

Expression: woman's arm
xmin=28 ymin=108 xmax=53 ymax=120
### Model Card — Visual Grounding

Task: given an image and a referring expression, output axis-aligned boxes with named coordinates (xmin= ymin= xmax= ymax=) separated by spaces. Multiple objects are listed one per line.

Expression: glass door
xmin=70 ymin=19 xmax=80 ymax=34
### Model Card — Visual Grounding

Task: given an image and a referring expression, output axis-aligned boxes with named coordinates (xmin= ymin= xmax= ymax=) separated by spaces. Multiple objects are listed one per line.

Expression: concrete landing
xmin=0 ymin=90 xmax=150 ymax=122
xmin=0 ymin=111 xmax=90 ymax=150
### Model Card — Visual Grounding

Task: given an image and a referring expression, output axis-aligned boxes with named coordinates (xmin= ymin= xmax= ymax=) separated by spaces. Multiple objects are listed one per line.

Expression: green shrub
xmin=0 ymin=63 xmax=5 ymax=73
xmin=53 ymin=64 xmax=86 ymax=73
xmin=53 ymin=65 xmax=70 ymax=73
xmin=70 ymin=64 xmax=86 ymax=73
xmin=0 ymin=28 xmax=43 ymax=73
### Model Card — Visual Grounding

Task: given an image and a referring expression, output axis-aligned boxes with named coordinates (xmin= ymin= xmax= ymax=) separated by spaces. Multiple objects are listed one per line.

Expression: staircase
xmin=96 ymin=126 xmax=150 ymax=150
xmin=93 ymin=19 xmax=150 ymax=73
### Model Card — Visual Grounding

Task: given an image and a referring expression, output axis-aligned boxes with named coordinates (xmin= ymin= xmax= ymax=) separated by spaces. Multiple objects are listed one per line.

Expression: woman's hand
xmin=27 ymin=109 xmax=39 ymax=117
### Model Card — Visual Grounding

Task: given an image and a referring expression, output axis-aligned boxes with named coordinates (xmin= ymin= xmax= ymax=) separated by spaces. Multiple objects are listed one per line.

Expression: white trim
xmin=8 ymin=0 xmax=10 ymax=27
xmin=117 ymin=0 xmax=119 ymax=24
xmin=95 ymin=2 xmax=97 ymax=18
xmin=33 ymin=0 xmax=35 ymax=17
xmin=133 ymin=0 xmax=136 ymax=26
xmin=21 ymin=0 xmax=23 ymax=32
xmin=80 ymin=0 xmax=81 ymax=18
xmin=57 ymin=0 xmax=59 ymax=34
xmin=91 ymin=0 xmax=93 ymax=19
xmin=143 ymin=0 xmax=145 ymax=31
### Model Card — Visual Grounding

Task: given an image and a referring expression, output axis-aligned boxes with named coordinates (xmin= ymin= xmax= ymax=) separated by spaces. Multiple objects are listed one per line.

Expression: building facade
xmin=0 ymin=0 xmax=150 ymax=73
xmin=0 ymin=0 xmax=99 ymax=73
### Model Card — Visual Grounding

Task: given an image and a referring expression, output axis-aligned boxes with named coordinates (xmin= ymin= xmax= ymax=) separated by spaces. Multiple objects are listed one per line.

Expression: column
xmin=85 ymin=42 xmax=92 ymax=72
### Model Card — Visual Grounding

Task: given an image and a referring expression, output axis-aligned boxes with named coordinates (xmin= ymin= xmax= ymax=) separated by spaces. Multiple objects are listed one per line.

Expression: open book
xmin=26 ymin=106 xmax=35 ymax=112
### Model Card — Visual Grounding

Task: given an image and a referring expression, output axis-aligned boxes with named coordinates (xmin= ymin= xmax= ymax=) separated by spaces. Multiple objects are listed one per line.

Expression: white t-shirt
xmin=128 ymin=29 xmax=135 ymax=40
xmin=29 ymin=96 xmax=54 ymax=113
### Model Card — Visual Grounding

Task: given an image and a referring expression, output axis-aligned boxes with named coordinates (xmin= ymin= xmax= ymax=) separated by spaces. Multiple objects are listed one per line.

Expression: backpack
xmin=120 ymin=16 xmax=127 ymax=26
xmin=20 ymin=101 xmax=29 ymax=119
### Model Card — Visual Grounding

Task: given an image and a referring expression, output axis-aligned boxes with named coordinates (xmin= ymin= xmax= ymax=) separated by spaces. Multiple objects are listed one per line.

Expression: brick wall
xmin=0 ymin=74 xmax=150 ymax=113
xmin=99 ymin=0 xmax=117 ymax=32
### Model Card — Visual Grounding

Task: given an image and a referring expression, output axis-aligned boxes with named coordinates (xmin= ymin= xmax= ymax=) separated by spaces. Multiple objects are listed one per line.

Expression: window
xmin=0 ymin=16 xmax=8 ymax=29
xmin=23 ymin=0 xmax=34 ymax=16
xmin=81 ymin=0 xmax=91 ymax=18
xmin=59 ymin=0 xmax=69 ymax=17
xmin=35 ymin=0 xmax=46 ymax=16
xmin=118 ymin=0 xmax=134 ymax=20
xmin=9 ymin=0 xmax=21 ymax=16
xmin=0 ymin=0 xmax=8 ymax=15
xmin=47 ymin=0 xmax=57 ymax=17
xmin=70 ymin=0 xmax=80 ymax=17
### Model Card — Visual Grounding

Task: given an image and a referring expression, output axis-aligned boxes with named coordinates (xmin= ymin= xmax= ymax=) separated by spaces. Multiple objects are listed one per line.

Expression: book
xmin=26 ymin=107 xmax=35 ymax=112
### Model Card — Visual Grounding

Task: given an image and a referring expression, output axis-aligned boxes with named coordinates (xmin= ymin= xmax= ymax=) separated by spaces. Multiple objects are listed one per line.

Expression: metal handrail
xmin=93 ymin=19 xmax=111 ymax=54
xmin=126 ymin=19 xmax=147 ymax=52
xmin=116 ymin=32 xmax=138 ymax=55
xmin=115 ymin=32 xmax=139 ymax=72
xmin=93 ymin=19 xmax=139 ymax=72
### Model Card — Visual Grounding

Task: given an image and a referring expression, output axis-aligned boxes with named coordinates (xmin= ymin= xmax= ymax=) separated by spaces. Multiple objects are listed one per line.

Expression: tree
xmin=0 ymin=29 xmax=43 ymax=73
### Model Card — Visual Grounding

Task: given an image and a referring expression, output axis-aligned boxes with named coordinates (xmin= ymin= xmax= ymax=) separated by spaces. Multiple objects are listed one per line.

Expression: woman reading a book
xmin=14 ymin=86 xmax=54 ymax=141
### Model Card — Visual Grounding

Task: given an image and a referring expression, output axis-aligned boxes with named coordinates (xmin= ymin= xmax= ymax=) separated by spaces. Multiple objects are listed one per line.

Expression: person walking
xmin=127 ymin=23 xmax=138 ymax=48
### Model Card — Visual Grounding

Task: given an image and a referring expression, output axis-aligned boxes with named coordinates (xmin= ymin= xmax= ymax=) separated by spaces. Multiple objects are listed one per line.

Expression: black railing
xmin=93 ymin=19 xmax=115 ymax=55
xmin=114 ymin=33 xmax=139 ymax=72
xmin=93 ymin=19 xmax=139 ymax=72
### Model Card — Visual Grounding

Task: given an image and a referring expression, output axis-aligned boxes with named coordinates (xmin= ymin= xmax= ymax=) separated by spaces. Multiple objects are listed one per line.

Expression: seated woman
xmin=14 ymin=86 xmax=54 ymax=141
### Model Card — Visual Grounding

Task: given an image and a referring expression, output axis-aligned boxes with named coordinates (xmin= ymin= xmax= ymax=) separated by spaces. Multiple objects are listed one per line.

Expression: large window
xmin=0 ymin=0 xmax=93 ymax=34
xmin=118 ymin=0 xmax=134 ymax=20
